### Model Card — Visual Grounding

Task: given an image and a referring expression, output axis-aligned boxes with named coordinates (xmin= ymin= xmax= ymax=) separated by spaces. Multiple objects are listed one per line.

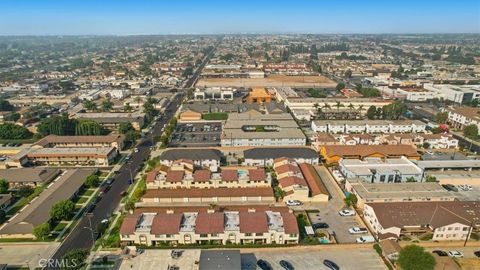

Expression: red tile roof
xmin=119 ymin=215 xmax=139 ymax=234
xmin=239 ymin=212 xmax=268 ymax=233
xmin=193 ymin=169 xmax=211 ymax=182
xmin=166 ymin=170 xmax=185 ymax=182
xmin=221 ymin=170 xmax=238 ymax=182
xmin=248 ymin=169 xmax=266 ymax=181
xmin=275 ymin=164 xmax=301 ymax=175
xmin=150 ymin=213 xmax=183 ymax=235
xmin=195 ymin=213 xmax=225 ymax=234
xmin=299 ymin=163 xmax=329 ymax=197
xmin=143 ymin=187 xmax=274 ymax=199
xmin=278 ymin=176 xmax=308 ymax=188
xmin=146 ymin=170 xmax=157 ymax=183
xmin=281 ymin=212 xmax=299 ymax=234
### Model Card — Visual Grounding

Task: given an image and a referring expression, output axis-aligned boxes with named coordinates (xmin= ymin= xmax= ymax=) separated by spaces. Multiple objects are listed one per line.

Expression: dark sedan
xmin=257 ymin=259 xmax=273 ymax=270
xmin=323 ymin=259 xmax=340 ymax=270
xmin=279 ymin=260 xmax=294 ymax=270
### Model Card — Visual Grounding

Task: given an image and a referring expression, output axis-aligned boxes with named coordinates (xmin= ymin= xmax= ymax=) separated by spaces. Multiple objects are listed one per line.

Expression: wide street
xmin=44 ymin=94 xmax=183 ymax=269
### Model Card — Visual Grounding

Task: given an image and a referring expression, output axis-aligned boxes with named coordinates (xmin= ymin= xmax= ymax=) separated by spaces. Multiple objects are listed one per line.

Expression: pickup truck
xmin=356 ymin=236 xmax=375 ymax=243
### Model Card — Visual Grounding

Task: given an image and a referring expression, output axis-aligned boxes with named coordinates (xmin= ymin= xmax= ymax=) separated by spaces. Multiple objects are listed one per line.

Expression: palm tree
xmin=335 ymin=101 xmax=344 ymax=111
xmin=323 ymin=103 xmax=331 ymax=110
xmin=101 ymin=99 xmax=114 ymax=112
xmin=348 ymin=103 xmax=355 ymax=111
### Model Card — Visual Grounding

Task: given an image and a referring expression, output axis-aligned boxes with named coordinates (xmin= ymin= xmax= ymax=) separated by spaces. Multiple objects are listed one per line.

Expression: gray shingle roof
xmin=244 ymin=147 xmax=318 ymax=160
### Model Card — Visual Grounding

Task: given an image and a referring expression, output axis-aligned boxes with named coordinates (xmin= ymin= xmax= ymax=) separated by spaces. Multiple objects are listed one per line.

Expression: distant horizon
xmin=0 ymin=0 xmax=478 ymax=35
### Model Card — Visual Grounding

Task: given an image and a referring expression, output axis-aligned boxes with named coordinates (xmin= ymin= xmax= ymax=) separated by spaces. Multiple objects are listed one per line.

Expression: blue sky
xmin=0 ymin=0 xmax=479 ymax=35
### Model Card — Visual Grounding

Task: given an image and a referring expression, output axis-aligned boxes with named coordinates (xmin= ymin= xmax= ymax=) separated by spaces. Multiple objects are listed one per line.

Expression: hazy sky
xmin=0 ymin=0 xmax=479 ymax=35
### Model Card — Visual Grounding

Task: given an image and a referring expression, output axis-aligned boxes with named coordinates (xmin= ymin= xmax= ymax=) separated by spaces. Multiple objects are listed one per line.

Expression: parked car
xmin=474 ymin=250 xmax=480 ymax=257
xmin=338 ymin=209 xmax=355 ymax=216
xmin=285 ymin=200 xmax=302 ymax=206
xmin=442 ymin=184 xmax=458 ymax=192
xmin=134 ymin=148 xmax=139 ymax=153
xmin=105 ymin=178 xmax=115 ymax=185
xmin=257 ymin=259 xmax=273 ymax=270
xmin=100 ymin=185 xmax=111 ymax=194
xmin=279 ymin=260 xmax=294 ymax=270
xmin=348 ymin=227 xmax=368 ymax=234
xmin=312 ymin=223 xmax=329 ymax=229
xmin=448 ymin=250 xmax=463 ymax=258
xmin=356 ymin=236 xmax=375 ymax=243
xmin=92 ymin=196 xmax=102 ymax=205
xmin=323 ymin=259 xmax=340 ymax=270
xmin=432 ymin=250 xmax=448 ymax=257
xmin=84 ymin=203 xmax=95 ymax=215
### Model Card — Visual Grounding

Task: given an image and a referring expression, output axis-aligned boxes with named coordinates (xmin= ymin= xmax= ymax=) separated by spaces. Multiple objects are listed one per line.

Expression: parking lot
xmin=290 ymin=166 xmax=368 ymax=243
xmin=449 ymin=185 xmax=480 ymax=201
xmin=242 ymin=247 xmax=386 ymax=270
xmin=169 ymin=122 xmax=222 ymax=147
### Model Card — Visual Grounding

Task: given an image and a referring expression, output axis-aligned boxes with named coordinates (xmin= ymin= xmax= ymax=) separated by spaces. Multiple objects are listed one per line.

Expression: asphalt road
xmin=45 ymin=93 xmax=184 ymax=269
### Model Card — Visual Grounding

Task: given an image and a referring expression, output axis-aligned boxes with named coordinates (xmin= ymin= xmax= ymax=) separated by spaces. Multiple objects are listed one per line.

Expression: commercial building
xmin=120 ymin=208 xmax=299 ymax=246
xmin=345 ymin=178 xmax=455 ymax=208
xmin=0 ymin=169 xmax=95 ymax=239
xmin=363 ymin=201 xmax=479 ymax=241
xmin=319 ymin=145 xmax=420 ymax=164
xmin=311 ymin=120 xmax=426 ymax=134
xmin=245 ymin=88 xmax=273 ymax=104
xmin=0 ymin=168 xmax=60 ymax=187
xmin=34 ymin=134 xmax=125 ymax=150
xmin=339 ymin=157 xmax=425 ymax=183
xmin=243 ymin=147 xmax=319 ymax=166
xmin=72 ymin=112 xmax=145 ymax=130
xmin=141 ymin=187 xmax=275 ymax=205
xmin=423 ymin=84 xmax=480 ymax=104
xmin=221 ymin=113 xmax=306 ymax=147
xmin=194 ymin=87 xmax=234 ymax=101
xmin=158 ymin=149 xmax=223 ymax=172
xmin=445 ymin=106 xmax=480 ymax=130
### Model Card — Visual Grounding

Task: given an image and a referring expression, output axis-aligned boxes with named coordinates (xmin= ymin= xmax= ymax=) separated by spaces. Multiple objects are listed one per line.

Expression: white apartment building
xmin=120 ymin=209 xmax=299 ymax=246
xmin=445 ymin=106 xmax=480 ymax=130
xmin=311 ymin=120 xmax=426 ymax=134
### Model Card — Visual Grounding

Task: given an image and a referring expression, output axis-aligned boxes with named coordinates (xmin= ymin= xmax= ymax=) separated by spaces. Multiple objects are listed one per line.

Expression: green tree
xmin=125 ymin=200 xmax=135 ymax=212
xmin=82 ymin=100 xmax=98 ymax=112
xmin=124 ymin=102 xmax=133 ymax=112
xmin=0 ymin=99 xmax=14 ymax=111
xmin=33 ymin=222 xmax=51 ymax=240
xmin=463 ymin=124 xmax=478 ymax=139
xmin=75 ymin=120 xmax=103 ymax=136
xmin=101 ymin=99 xmax=114 ymax=112
xmin=344 ymin=69 xmax=352 ymax=78
xmin=37 ymin=113 xmax=77 ymax=136
xmin=335 ymin=82 xmax=346 ymax=91
xmin=397 ymin=245 xmax=436 ymax=270
xmin=4 ymin=112 xmax=20 ymax=122
xmin=406 ymin=177 xmax=417 ymax=182
xmin=60 ymin=249 xmax=89 ymax=270
xmin=143 ymin=97 xmax=158 ymax=122
xmin=382 ymin=101 xmax=407 ymax=120
xmin=344 ymin=193 xmax=358 ymax=207
xmin=435 ymin=112 xmax=448 ymax=124
xmin=50 ymin=200 xmax=75 ymax=221
xmin=85 ymin=174 xmax=100 ymax=187
xmin=17 ymin=185 xmax=34 ymax=197
xmin=273 ymin=186 xmax=286 ymax=201
xmin=0 ymin=179 xmax=8 ymax=194
xmin=367 ymin=105 xmax=377 ymax=120
xmin=118 ymin=122 xmax=134 ymax=134
xmin=431 ymin=127 xmax=443 ymax=134
xmin=0 ymin=123 xmax=32 ymax=139
xmin=125 ymin=130 xmax=140 ymax=145
xmin=425 ymin=175 xmax=437 ymax=182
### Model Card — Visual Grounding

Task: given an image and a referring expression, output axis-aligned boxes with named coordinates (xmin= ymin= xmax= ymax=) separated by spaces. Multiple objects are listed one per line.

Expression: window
xmin=255 ymin=233 xmax=263 ymax=236
xmin=290 ymin=234 xmax=298 ymax=237
xmin=211 ymin=234 xmax=218 ymax=237
xmin=200 ymin=234 xmax=208 ymax=238
xmin=122 ymin=235 xmax=130 ymax=238
xmin=463 ymin=227 xmax=468 ymax=231
xmin=166 ymin=234 xmax=173 ymax=238
xmin=245 ymin=233 xmax=252 ymax=236
xmin=448 ymin=227 xmax=452 ymax=231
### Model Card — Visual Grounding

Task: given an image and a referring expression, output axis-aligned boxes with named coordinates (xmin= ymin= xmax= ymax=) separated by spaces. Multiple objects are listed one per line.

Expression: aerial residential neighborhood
xmin=0 ymin=1 xmax=479 ymax=270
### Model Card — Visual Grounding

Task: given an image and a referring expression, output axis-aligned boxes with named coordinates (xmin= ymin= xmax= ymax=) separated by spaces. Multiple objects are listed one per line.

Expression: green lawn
xmin=202 ymin=112 xmax=228 ymax=120
xmin=53 ymin=222 xmax=68 ymax=232
xmin=7 ymin=185 xmax=46 ymax=215
xmin=75 ymin=197 xmax=89 ymax=204
xmin=82 ymin=189 xmax=94 ymax=197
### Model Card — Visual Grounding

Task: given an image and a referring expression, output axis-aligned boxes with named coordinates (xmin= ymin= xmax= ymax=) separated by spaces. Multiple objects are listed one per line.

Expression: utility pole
xmin=463 ymin=221 xmax=473 ymax=247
